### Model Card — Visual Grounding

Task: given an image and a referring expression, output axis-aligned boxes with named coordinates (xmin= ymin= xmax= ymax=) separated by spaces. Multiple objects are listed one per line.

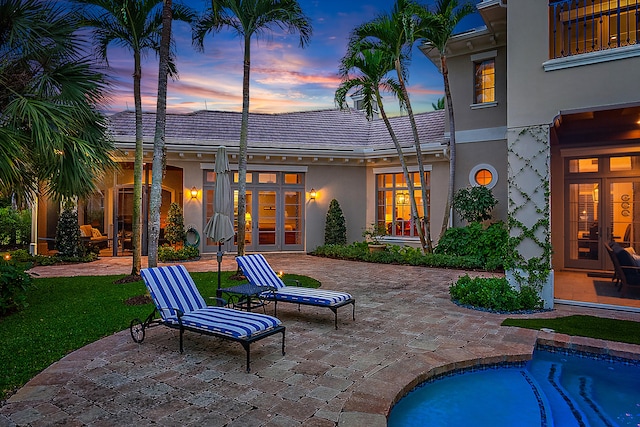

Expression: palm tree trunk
xmin=376 ymin=91 xmax=421 ymax=243
xmin=394 ymin=58 xmax=432 ymax=253
xmin=148 ymin=0 xmax=173 ymax=267
xmin=236 ymin=34 xmax=251 ymax=257
xmin=132 ymin=51 xmax=143 ymax=275
xmin=440 ymin=54 xmax=455 ymax=239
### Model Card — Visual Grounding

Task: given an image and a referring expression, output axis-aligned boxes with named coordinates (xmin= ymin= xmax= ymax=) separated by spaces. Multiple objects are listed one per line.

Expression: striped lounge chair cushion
xmin=261 ymin=286 xmax=352 ymax=306
xmin=141 ymin=265 xmax=281 ymax=339
xmin=237 ymin=254 xmax=352 ymax=307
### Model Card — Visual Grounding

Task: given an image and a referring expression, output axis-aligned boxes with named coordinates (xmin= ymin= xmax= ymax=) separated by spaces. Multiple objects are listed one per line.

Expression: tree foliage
xmin=0 ymin=0 xmax=116 ymax=203
xmin=164 ymin=202 xmax=186 ymax=246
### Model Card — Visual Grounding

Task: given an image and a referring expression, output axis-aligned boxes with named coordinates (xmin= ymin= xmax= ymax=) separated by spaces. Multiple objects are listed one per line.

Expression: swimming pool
xmin=388 ymin=347 xmax=640 ymax=427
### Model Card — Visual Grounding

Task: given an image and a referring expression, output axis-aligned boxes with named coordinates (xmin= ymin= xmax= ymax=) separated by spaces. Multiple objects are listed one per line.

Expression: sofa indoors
xmin=79 ymin=224 xmax=109 ymax=249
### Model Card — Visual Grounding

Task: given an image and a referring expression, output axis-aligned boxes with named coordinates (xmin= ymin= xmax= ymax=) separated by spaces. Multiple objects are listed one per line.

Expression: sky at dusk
xmin=97 ymin=0 xmax=484 ymax=117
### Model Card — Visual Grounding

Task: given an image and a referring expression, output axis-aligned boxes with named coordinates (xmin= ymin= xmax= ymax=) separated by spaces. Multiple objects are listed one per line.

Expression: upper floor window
xmin=549 ymin=0 xmax=640 ymax=59
xmin=474 ymin=59 xmax=495 ymax=104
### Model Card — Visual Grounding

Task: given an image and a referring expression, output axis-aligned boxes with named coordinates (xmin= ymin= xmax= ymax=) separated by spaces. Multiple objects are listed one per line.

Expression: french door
xmin=566 ymin=178 xmax=640 ymax=270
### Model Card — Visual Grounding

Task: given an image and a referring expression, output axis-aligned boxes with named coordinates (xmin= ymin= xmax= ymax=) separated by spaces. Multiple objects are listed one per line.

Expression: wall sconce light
xmin=190 ymin=186 xmax=198 ymax=199
xmin=309 ymin=188 xmax=317 ymax=200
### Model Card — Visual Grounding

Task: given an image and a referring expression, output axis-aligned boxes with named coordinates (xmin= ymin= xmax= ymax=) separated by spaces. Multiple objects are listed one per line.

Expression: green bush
xmin=311 ymin=242 xmax=487 ymax=270
xmin=56 ymin=202 xmax=83 ymax=258
xmin=0 ymin=261 xmax=34 ymax=315
xmin=435 ymin=222 xmax=507 ymax=270
xmin=158 ymin=244 xmax=200 ymax=262
xmin=0 ymin=207 xmax=31 ymax=247
xmin=324 ymin=199 xmax=347 ymax=245
xmin=453 ymin=185 xmax=498 ymax=223
xmin=449 ymin=275 xmax=542 ymax=312
xmin=165 ymin=203 xmax=186 ymax=246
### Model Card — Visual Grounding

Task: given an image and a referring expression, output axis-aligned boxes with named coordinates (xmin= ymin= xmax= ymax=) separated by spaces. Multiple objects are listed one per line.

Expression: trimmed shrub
xmin=56 ymin=202 xmax=83 ymax=258
xmin=165 ymin=203 xmax=186 ymax=246
xmin=449 ymin=275 xmax=543 ymax=312
xmin=158 ymin=244 xmax=200 ymax=262
xmin=324 ymin=199 xmax=347 ymax=245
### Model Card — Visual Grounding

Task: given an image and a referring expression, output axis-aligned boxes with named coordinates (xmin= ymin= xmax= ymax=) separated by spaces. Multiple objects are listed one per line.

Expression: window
xmin=568 ymin=158 xmax=599 ymax=173
xmin=474 ymin=59 xmax=495 ymax=104
xmin=376 ymin=172 xmax=430 ymax=237
xmin=469 ymin=164 xmax=498 ymax=189
xmin=549 ymin=0 xmax=640 ymax=59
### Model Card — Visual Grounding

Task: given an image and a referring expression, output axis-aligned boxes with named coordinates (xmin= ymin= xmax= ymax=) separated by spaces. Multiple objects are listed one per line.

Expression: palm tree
xmin=147 ymin=0 xmax=176 ymax=268
xmin=431 ymin=96 xmax=445 ymax=110
xmin=348 ymin=0 xmax=436 ymax=253
xmin=336 ymin=44 xmax=423 ymax=251
xmin=0 ymin=0 xmax=116 ymax=204
xmin=76 ymin=0 xmax=194 ymax=276
xmin=418 ymin=0 xmax=475 ymax=239
xmin=194 ymin=0 xmax=312 ymax=257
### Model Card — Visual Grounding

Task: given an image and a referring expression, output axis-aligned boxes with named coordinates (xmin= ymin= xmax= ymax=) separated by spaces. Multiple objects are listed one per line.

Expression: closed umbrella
xmin=203 ymin=146 xmax=235 ymax=298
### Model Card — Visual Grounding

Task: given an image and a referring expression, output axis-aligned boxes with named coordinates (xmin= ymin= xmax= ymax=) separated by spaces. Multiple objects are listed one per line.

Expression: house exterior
xmin=32 ymin=108 xmax=451 ymax=258
xmin=32 ymin=0 xmax=640 ymax=310
xmin=421 ymin=0 xmax=640 ymax=307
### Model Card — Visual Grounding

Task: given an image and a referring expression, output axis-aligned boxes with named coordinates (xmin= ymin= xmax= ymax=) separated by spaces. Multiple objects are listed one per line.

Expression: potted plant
xmin=363 ymin=223 xmax=386 ymax=253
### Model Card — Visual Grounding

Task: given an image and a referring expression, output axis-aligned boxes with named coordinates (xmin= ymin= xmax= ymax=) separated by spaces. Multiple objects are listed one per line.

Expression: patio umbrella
xmin=203 ymin=146 xmax=235 ymax=298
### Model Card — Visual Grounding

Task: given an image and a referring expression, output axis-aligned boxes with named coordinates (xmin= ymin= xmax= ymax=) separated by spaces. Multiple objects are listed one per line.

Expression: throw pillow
xmin=92 ymin=228 xmax=103 ymax=238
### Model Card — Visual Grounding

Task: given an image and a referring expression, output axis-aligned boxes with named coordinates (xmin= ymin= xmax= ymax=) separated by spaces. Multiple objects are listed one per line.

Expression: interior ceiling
xmin=553 ymin=106 xmax=640 ymax=146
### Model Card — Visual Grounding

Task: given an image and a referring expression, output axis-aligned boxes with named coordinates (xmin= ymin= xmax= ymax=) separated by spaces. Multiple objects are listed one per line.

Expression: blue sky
xmin=100 ymin=0 xmax=484 ymax=116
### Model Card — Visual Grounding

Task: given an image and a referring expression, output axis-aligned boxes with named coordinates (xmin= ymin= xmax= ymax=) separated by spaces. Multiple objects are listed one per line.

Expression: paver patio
xmin=2 ymin=254 xmax=639 ymax=426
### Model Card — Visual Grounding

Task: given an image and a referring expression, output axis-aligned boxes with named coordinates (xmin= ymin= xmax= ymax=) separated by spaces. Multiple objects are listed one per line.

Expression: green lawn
xmin=502 ymin=315 xmax=640 ymax=345
xmin=0 ymin=270 xmax=319 ymax=400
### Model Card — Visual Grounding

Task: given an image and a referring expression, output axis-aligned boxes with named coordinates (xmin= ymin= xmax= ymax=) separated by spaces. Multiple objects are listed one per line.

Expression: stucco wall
xmin=305 ymin=165 xmax=367 ymax=251
xmin=507 ymin=2 xmax=640 ymax=127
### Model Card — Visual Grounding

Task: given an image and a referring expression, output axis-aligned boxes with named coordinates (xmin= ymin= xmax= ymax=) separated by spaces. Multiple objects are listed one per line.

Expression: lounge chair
xmin=236 ymin=254 xmax=355 ymax=329
xmin=130 ymin=265 xmax=285 ymax=372
xmin=604 ymin=241 xmax=640 ymax=298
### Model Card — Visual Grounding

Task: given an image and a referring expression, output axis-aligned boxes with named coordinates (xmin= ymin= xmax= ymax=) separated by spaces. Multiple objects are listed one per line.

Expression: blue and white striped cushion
xmin=141 ymin=265 xmax=207 ymax=322
xmin=260 ymin=287 xmax=352 ymax=306
xmin=237 ymin=254 xmax=352 ymax=307
xmin=236 ymin=254 xmax=286 ymax=290
xmin=179 ymin=307 xmax=281 ymax=339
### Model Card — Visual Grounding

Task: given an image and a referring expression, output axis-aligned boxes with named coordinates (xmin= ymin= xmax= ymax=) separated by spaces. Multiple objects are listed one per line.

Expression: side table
xmin=221 ymin=283 xmax=272 ymax=312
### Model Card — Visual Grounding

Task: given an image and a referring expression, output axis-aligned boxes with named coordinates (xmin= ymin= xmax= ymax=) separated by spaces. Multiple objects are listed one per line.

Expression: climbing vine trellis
xmin=507 ymin=125 xmax=553 ymax=294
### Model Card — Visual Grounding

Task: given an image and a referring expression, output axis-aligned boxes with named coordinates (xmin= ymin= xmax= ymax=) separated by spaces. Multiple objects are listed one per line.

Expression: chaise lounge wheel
xmin=130 ymin=318 xmax=145 ymax=343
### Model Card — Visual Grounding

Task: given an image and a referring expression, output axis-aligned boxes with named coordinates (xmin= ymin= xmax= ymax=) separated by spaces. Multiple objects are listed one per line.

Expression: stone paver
xmin=1 ymin=254 xmax=639 ymax=426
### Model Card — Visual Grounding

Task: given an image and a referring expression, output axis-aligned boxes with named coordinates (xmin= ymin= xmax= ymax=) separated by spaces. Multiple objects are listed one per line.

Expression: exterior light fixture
xmin=190 ymin=186 xmax=198 ymax=199
xmin=309 ymin=188 xmax=317 ymax=200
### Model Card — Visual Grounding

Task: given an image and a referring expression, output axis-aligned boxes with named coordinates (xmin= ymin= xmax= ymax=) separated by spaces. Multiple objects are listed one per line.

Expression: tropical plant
xmin=324 ymin=199 xmax=347 ymax=245
xmin=348 ymin=0 xmax=436 ymax=253
xmin=0 ymin=0 xmax=116 ymax=204
xmin=431 ymin=96 xmax=445 ymax=110
xmin=417 ymin=0 xmax=475 ymax=239
xmin=164 ymin=202 xmax=186 ymax=246
xmin=453 ymin=185 xmax=498 ymax=223
xmin=336 ymin=42 xmax=423 ymax=251
xmin=75 ymin=0 xmax=194 ymax=274
xmin=194 ymin=0 xmax=312 ymax=257
xmin=0 ymin=207 xmax=31 ymax=247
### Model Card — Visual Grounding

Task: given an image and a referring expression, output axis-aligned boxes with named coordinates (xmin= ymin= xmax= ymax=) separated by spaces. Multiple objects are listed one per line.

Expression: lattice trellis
xmin=507 ymin=125 xmax=552 ymax=291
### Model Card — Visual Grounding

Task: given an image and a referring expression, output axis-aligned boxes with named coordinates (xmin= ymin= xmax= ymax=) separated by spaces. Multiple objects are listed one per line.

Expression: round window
xmin=469 ymin=164 xmax=498 ymax=189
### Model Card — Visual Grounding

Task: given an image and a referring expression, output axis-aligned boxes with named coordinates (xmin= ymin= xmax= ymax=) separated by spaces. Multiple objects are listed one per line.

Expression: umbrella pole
xmin=216 ymin=241 xmax=223 ymax=301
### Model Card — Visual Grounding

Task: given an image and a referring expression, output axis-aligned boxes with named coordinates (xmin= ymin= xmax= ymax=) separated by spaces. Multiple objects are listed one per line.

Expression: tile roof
xmin=107 ymin=108 xmax=446 ymax=154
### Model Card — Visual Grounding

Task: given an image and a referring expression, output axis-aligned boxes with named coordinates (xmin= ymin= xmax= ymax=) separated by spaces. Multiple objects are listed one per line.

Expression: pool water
xmin=388 ymin=348 xmax=640 ymax=427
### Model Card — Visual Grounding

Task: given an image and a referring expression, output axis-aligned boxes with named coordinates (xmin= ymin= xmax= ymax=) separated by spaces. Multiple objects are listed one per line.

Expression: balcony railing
xmin=550 ymin=0 xmax=640 ymax=59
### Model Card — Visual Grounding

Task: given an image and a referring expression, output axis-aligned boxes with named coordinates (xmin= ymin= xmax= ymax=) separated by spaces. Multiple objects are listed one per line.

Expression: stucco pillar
xmin=507 ymin=125 xmax=554 ymax=309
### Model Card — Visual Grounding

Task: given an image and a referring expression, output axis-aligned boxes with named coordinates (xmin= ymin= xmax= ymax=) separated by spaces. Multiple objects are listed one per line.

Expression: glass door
xmin=566 ymin=180 xmax=601 ymax=269
xmin=608 ymin=180 xmax=640 ymax=255
xmin=257 ymin=190 xmax=277 ymax=250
